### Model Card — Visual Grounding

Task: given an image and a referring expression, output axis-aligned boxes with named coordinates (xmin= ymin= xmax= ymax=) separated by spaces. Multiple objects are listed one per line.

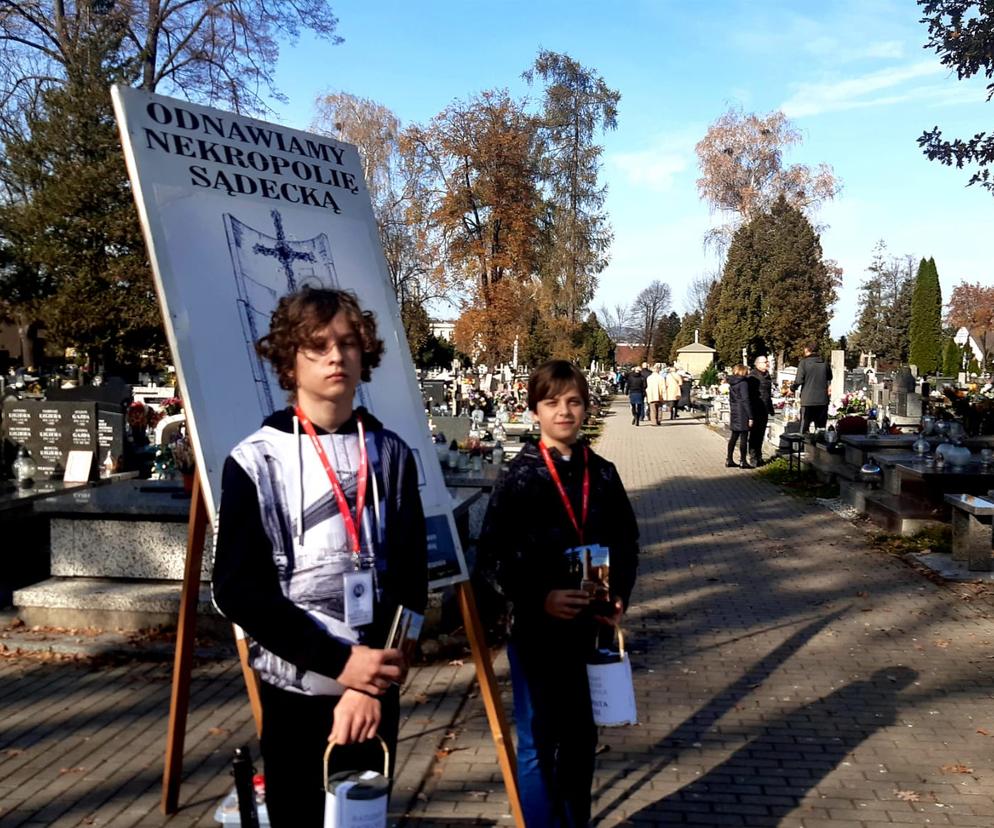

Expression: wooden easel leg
xmin=457 ymin=581 xmax=525 ymax=828
xmin=234 ymin=625 xmax=263 ymax=736
xmin=161 ymin=472 xmax=209 ymax=815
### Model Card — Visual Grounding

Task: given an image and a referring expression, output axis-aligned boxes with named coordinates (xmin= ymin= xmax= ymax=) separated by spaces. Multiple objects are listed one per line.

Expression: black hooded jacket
xmin=747 ymin=368 xmax=774 ymax=417
xmin=728 ymin=375 xmax=753 ymax=432
xmin=212 ymin=407 xmax=427 ymax=693
xmin=475 ymin=440 xmax=639 ymax=656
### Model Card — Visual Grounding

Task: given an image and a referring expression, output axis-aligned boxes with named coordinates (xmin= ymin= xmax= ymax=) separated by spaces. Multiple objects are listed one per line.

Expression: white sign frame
xmin=111 ymin=86 xmax=467 ymax=588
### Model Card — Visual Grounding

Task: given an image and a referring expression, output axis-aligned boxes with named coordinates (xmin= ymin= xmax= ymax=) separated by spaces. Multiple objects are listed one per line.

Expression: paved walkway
xmin=3 ymin=401 xmax=994 ymax=826
xmin=408 ymin=402 xmax=994 ymax=826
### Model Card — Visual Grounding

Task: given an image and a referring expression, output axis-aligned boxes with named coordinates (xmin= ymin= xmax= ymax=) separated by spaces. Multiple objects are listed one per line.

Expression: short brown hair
xmin=732 ymin=363 xmax=748 ymax=377
xmin=527 ymin=360 xmax=589 ymax=412
xmin=256 ymin=287 xmax=384 ymax=394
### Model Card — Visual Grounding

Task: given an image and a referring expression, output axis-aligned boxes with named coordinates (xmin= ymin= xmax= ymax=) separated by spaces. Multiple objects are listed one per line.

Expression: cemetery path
xmin=407 ymin=400 xmax=994 ymax=827
xmin=3 ymin=400 xmax=994 ymax=827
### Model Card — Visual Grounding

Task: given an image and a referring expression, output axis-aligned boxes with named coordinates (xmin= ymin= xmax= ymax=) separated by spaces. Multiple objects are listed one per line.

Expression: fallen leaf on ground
xmin=414 ymin=693 xmax=429 ymax=704
xmin=940 ymin=763 xmax=973 ymax=774
xmin=448 ymin=659 xmax=464 ymax=667
xmin=934 ymin=640 xmax=950 ymax=648
xmin=894 ymin=790 xmax=920 ymax=802
xmin=977 ymin=728 xmax=990 ymax=736
xmin=207 ymin=727 xmax=230 ymax=736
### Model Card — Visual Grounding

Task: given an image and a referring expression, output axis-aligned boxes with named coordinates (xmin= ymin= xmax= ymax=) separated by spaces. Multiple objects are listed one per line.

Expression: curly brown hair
xmin=255 ymin=287 xmax=385 ymax=396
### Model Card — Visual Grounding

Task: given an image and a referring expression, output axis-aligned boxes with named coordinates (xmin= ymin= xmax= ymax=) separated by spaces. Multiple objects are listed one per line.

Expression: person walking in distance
xmin=726 ymin=364 xmax=753 ymax=468
xmin=792 ymin=344 xmax=833 ymax=434
xmin=664 ymin=365 xmax=682 ymax=421
xmin=747 ymin=355 xmax=774 ymax=466
xmin=627 ymin=366 xmax=646 ymax=426
xmin=645 ymin=363 xmax=664 ymax=425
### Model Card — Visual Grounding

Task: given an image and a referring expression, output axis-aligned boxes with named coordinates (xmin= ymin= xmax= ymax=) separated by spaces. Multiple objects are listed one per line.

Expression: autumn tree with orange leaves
xmin=695 ymin=109 xmax=839 ymax=255
xmin=947 ymin=281 xmax=994 ymax=369
xmin=402 ymin=90 xmax=543 ymax=362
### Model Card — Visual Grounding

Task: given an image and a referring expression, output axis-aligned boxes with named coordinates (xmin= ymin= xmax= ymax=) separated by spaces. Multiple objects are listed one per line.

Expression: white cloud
xmin=607 ymin=128 xmax=701 ymax=193
xmin=781 ymin=61 xmax=951 ymax=117
xmin=611 ymin=150 xmax=689 ymax=192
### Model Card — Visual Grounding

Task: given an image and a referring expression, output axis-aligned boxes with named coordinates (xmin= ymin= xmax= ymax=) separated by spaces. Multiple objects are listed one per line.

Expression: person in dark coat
xmin=726 ymin=364 xmax=753 ymax=468
xmin=792 ymin=344 xmax=833 ymax=433
xmin=747 ymin=355 xmax=775 ymax=466
xmin=627 ymin=367 xmax=646 ymax=426
xmin=475 ymin=360 xmax=639 ymax=827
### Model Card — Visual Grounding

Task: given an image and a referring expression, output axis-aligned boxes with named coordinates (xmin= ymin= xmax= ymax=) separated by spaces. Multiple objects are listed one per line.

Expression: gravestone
xmin=830 ymin=350 xmax=845 ymax=405
xmin=895 ymin=390 xmax=923 ymax=419
xmin=2 ymin=399 xmax=124 ymax=479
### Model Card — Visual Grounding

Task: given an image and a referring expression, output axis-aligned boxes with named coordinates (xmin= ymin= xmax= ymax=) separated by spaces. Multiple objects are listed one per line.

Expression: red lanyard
xmin=538 ymin=443 xmax=590 ymax=544
xmin=295 ymin=407 xmax=368 ymax=563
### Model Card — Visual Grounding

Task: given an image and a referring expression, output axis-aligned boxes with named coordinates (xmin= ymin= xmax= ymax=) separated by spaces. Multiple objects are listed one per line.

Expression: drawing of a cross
xmin=252 ymin=209 xmax=316 ymax=290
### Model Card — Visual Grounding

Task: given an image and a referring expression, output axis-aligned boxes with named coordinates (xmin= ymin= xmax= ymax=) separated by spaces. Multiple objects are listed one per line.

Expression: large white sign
xmin=112 ymin=86 xmax=467 ymax=587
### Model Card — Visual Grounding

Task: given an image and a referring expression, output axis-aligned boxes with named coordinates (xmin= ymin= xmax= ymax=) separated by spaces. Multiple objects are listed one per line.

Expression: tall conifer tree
xmin=908 ymin=257 xmax=943 ymax=374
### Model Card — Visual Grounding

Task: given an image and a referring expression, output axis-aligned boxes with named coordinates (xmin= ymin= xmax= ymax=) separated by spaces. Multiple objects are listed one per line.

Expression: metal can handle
xmin=323 ymin=734 xmax=390 ymax=791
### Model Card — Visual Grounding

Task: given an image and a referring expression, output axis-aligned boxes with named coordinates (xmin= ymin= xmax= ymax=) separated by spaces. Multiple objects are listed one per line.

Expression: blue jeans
xmin=508 ymin=642 xmax=597 ymax=827
xmin=628 ymin=393 xmax=644 ymax=422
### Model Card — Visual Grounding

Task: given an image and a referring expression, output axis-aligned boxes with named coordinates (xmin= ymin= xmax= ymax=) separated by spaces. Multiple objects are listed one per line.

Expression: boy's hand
xmin=593 ymin=597 xmax=624 ymax=627
xmin=545 ymin=589 xmax=590 ymax=620
xmin=329 ymin=690 xmax=381 ymax=744
xmin=337 ymin=646 xmax=406 ymax=695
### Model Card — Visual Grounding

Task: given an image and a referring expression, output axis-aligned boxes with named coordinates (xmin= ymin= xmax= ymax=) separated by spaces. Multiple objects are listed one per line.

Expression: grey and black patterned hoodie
xmin=212 ymin=407 xmax=427 ymax=695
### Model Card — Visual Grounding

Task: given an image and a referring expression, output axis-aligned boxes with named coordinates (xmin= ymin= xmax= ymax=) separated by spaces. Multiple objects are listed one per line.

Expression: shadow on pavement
xmin=593 ymin=609 xmax=845 ymax=820
xmin=625 ymin=666 xmax=919 ymax=825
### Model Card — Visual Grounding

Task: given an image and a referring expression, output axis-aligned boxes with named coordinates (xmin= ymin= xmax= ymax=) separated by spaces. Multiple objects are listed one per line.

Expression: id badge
xmin=343 ymin=570 xmax=374 ymax=627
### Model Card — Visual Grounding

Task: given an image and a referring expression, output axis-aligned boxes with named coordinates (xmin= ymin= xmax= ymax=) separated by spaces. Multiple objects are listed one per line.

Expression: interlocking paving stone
xmin=411 ymin=402 xmax=994 ymax=825
xmin=4 ymin=401 xmax=994 ymax=825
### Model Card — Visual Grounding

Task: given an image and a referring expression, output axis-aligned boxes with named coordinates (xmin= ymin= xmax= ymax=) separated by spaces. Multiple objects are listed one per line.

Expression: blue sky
xmin=271 ymin=0 xmax=992 ymax=337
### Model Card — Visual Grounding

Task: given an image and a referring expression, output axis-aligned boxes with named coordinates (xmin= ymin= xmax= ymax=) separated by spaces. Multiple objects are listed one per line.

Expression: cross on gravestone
xmin=252 ymin=209 xmax=316 ymax=288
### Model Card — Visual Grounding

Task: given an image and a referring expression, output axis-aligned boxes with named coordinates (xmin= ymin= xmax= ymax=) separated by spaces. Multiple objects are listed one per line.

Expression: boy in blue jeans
xmin=476 ymin=360 xmax=639 ymax=826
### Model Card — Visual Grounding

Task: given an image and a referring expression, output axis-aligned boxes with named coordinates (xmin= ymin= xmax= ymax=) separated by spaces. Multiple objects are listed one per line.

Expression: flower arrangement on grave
xmin=127 ymin=401 xmax=148 ymax=430
xmin=162 ymin=396 xmax=184 ymax=416
xmin=837 ymin=391 xmax=868 ymax=415
xmin=153 ymin=432 xmax=195 ymax=478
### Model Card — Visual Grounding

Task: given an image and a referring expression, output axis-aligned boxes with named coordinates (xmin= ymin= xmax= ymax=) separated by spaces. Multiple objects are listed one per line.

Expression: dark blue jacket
xmin=475 ymin=440 xmax=639 ymax=657
xmin=728 ymin=375 xmax=753 ymax=432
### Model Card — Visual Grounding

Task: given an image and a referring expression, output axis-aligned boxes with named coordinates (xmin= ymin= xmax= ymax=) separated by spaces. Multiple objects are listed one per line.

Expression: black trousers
xmin=727 ymin=430 xmax=748 ymax=463
xmin=259 ymin=681 xmax=400 ymax=827
xmin=801 ymin=404 xmax=828 ymax=433
xmin=749 ymin=411 xmax=769 ymax=458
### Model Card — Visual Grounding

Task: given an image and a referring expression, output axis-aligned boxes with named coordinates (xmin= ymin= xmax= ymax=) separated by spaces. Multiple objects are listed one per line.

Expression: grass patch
xmin=868 ymin=525 xmax=952 ymax=557
xmin=756 ymin=456 xmax=840 ymax=499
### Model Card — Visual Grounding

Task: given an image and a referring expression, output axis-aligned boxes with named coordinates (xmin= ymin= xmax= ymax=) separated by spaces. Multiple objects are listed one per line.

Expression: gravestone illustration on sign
xmin=224 ymin=208 xmax=371 ymax=414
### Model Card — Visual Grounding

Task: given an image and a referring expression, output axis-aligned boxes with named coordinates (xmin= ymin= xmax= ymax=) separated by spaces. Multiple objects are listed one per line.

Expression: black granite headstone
xmin=2 ymin=399 xmax=124 ymax=479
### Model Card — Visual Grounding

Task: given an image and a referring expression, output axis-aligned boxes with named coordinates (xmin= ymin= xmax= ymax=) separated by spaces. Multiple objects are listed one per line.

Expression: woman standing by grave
xmin=475 ymin=360 xmax=639 ymax=827
xmin=726 ymin=363 xmax=753 ymax=468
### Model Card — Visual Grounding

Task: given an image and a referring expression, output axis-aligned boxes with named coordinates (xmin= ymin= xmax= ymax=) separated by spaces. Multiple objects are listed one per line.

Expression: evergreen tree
xmin=713 ymin=220 xmax=765 ymax=364
xmin=942 ymin=338 xmax=962 ymax=376
xmin=670 ymin=311 xmax=701 ymax=363
xmin=713 ymin=197 xmax=838 ymax=367
xmin=652 ymin=311 xmax=681 ymax=362
xmin=850 ymin=243 xmax=914 ymax=366
xmin=908 ymin=257 xmax=943 ymax=374
xmin=0 ymin=25 xmax=163 ymax=370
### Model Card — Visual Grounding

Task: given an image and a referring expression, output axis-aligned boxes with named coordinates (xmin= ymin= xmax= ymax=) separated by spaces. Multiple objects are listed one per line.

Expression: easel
xmin=160 ymin=472 xmax=523 ymax=826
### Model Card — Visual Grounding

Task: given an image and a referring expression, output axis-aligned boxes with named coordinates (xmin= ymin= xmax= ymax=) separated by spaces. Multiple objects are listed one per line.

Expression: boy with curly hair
xmin=213 ymin=286 xmax=427 ymax=826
